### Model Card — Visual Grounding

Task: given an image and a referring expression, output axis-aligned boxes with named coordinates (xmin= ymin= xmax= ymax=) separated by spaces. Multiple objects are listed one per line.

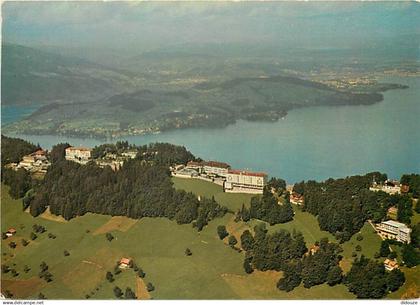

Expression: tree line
xmin=237 ymin=225 xmax=404 ymax=298
xmin=401 ymin=174 xmax=420 ymax=198
xmin=27 ymin=158 xmax=226 ymax=229
xmin=236 ymin=187 xmax=294 ymax=225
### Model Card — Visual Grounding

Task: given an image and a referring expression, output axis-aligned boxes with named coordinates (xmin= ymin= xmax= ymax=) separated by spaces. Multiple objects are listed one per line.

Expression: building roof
xmin=381 ymin=220 xmax=409 ymax=229
xmin=119 ymin=258 xmax=131 ymax=265
xmin=384 ymin=259 xmax=398 ymax=268
xmin=202 ymin=161 xmax=231 ymax=169
xmin=7 ymin=228 xmax=16 ymax=233
xmin=228 ymin=169 xmax=267 ymax=177
xmin=31 ymin=149 xmax=46 ymax=156
xmin=66 ymin=146 xmax=92 ymax=152
xmin=400 ymin=227 xmax=411 ymax=234
xmin=385 ymin=180 xmax=400 ymax=187
xmin=187 ymin=161 xmax=202 ymax=167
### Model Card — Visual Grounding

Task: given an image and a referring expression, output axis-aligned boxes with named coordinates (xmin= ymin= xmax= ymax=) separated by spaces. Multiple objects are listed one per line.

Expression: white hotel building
xmin=224 ymin=170 xmax=268 ymax=194
xmin=65 ymin=146 xmax=92 ymax=164
xmin=376 ymin=220 xmax=411 ymax=244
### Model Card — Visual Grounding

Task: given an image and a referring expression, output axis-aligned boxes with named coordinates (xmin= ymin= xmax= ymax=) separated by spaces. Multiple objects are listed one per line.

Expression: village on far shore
xmin=3 ymin=142 xmax=416 ymax=276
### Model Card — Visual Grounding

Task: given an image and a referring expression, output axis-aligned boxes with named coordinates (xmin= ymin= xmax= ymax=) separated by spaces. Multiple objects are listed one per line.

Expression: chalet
xmin=224 ymin=170 xmax=267 ymax=194
xmin=6 ymin=228 xmax=17 ymax=237
xmin=305 ymin=244 xmax=320 ymax=256
xmin=119 ymin=257 xmax=132 ymax=269
xmin=384 ymin=258 xmax=399 ymax=271
xmin=290 ymin=192 xmax=304 ymax=205
xmin=16 ymin=149 xmax=50 ymax=172
xmin=65 ymin=146 xmax=92 ymax=164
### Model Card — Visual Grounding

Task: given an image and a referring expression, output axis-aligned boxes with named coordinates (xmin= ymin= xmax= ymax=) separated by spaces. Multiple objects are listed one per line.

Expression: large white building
xmin=202 ymin=161 xmax=231 ymax=177
xmin=224 ymin=170 xmax=267 ymax=194
xmin=376 ymin=220 xmax=411 ymax=244
xmin=185 ymin=160 xmax=231 ymax=177
xmin=369 ymin=180 xmax=401 ymax=195
xmin=65 ymin=146 xmax=92 ymax=164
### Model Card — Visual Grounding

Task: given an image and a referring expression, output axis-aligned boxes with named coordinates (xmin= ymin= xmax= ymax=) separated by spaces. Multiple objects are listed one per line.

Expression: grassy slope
xmin=3 ymin=178 xmax=414 ymax=300
xmin=172 ymin=177 xmax=255 ymax=212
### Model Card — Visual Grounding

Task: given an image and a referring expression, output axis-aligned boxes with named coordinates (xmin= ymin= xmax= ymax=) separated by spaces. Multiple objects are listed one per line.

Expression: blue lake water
xmin=1 ymin=105 xmax=40 ymax=126
xmin=3 ymin=76 xmax=419 ymax=183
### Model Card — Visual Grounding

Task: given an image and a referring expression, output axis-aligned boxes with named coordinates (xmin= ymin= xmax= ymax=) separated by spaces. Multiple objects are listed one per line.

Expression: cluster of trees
xmin=136 ymin=142 xmax=197 ymax=166
xmin=91 ymin=141 xmax=197 ymax=167
xmin=3 ymin=168 xmax=32 ymax=199
xmin=241 ymin=224 xmax=307 ymax=273
xmin=1 ymin=136 xmax=39 ymax=198
xmin=0 ymin=135 xmax=39 ymax=169
xmin=401 ymin=174 xmax=420 ymax=198
xmin=237 ymin=224 xmax=406 ymax=298
xmin=49 ymin=143 xmax=71 ymax=163
xmin=276 ymin=238 xmax=344 ymax=292
xmin=237 ymin=189 xmax=294 ymax=225
xmin=237 ymin=225 xmax=349 ymax=293
xmin=39 ymin=262 xmax=53 ymax=282
xmin=402 ymin=243 xmax=420 ymax=268
xmin=345 ymin=256 xmax=405 ymax=298
xmin=393 ymin=195 xmax=413 ymax=224
xmin=27 ymin=159 xmax=226 ymax=229
xmin=92 ymin=141 xmax=133 ymax=159
xmin=300 ymin=239 xmax=343 ymax=288
xmin=267 ymin=177 xmax=286 ymax=195
xmin=292 ymin=172 xmax=411 ymax=242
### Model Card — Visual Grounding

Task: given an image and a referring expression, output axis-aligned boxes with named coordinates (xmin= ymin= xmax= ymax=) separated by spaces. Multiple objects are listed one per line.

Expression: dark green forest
xmin=293 ymin=172 xmax=413 ymax=242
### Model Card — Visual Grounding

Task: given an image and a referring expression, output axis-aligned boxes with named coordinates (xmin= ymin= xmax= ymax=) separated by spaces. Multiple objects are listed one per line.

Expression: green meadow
xmin=0 ymin=178 xmax=414 ymax=299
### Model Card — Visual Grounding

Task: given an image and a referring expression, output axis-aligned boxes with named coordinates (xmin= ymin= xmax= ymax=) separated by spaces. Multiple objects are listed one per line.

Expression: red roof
xmin=119 ymin=258 xmax=131 ymax=265
xmin=202 ymin=161 xmax=231 ymax=169
xmin=228 ymin=169 xmax=267 ymax=177
xmin=31 ymin=149 xmax=46 ymax=156
xmin=7 ymin=228 xmax=16 ymax=233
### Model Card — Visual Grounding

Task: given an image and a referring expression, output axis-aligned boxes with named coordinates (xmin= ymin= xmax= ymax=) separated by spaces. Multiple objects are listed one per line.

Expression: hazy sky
xmin=2 ymin=1 xmax=419 ymax=52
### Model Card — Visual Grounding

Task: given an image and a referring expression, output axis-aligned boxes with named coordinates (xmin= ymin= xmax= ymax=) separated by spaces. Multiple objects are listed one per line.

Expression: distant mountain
xmin=1 ymin=44 xmax=135 ymax=106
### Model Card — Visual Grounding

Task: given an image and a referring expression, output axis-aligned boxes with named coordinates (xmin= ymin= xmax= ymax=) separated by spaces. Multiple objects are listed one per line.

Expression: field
xmin=1 ymin=178 xmax=413 ymax=299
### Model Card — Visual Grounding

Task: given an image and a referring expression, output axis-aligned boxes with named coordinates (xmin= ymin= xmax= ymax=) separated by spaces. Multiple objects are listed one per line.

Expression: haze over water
xmin=6 ymin=76 xmax=419 ymax=184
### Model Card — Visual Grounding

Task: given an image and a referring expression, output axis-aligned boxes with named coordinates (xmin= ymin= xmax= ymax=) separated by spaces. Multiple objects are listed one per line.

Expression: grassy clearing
xmin=248 ymin=206 xmax=337 ymax=246
xmin=93 ymin=216 xmax=138 ymax=235
xmin=340 ymin=222 xmax=383 ymax=272
xmin=172 ymin=177 xmax=255 ymax=211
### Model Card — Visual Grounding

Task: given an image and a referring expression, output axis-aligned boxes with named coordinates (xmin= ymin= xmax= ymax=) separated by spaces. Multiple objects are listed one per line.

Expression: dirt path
xmin=82 ymin=260 xmax=103 ymax=269
xmin=136 ymin=277 xmax=151 ymax=300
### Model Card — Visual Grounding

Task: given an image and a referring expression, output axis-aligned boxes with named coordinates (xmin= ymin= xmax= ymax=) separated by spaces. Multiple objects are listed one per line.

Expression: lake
xmin=3 ymin=76 xmax=419 ymax=183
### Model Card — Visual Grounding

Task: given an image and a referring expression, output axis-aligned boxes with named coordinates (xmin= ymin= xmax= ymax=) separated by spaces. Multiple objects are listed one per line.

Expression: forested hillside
xmin=1 ymin=44 xmax=134 ymax=106
xmin=293 ymin=172 xmax=415 ymax=242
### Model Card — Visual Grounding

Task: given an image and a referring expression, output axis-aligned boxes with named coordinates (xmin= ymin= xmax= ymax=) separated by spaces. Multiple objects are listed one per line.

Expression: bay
xmin=4 ymin=76 xmax=419 ymax=183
